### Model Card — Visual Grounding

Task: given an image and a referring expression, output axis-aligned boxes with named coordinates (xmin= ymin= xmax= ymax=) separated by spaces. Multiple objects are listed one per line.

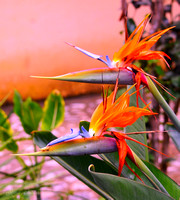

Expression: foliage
xmin=31 ymin=119 xmax=180 ymax=200
xmin=0 ymin=90 xmax=65 ymax=199
xmin=13 ymin=90 xmax=64 ymax=134
xmin=0 ymin=109 xmax=18 ymax=152
xmin=125 ymin=0 xmax=180 ymax=167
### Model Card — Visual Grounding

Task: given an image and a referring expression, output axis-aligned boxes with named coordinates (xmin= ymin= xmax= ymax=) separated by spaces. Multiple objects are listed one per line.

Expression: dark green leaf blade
xmin=21 ymin=98 xmax=43 ymax=134
xmin=13 ymin=91 xmax=43 ymax=134
xmin=41 ymin=90 xmax=65 ymax=131
xmin=13 ymin=90 xmax=23 ymax=118
xmin=144 ymin=160 xmax=180 ymax=200
xmin=89 ymin=166 xmax=174 ymax=200
xmin=100 ymin=152 xmax=154 ymax=187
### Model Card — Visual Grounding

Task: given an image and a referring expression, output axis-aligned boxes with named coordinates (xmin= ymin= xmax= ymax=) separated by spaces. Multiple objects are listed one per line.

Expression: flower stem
xmin=147 ymin=76 xmax=180 ymax=132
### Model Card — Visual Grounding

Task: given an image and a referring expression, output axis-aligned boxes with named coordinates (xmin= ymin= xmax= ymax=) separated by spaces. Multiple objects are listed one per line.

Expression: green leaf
xmin=32 ymin=130 xmax=116 ymax=199
xmin=89 ymin=166 xmax=174 ymax=200
xmin=13 ymin=91 xmax=43 ymax=134
xmin=0 ymin=127 xmax=18 ymax=152
xmin=21 ymin=98 xmax=43 ymax=134
xmin=41 ymin=90 xmax=64 ymax=131
xmin=13 ymin=90 xmax=23 ymax=118
xmin=0 ymin=109 xmax=18 ymax=152
xmin=79 ymin=121 xmax=90 ymax=132
xmin=144 ymin=160 xmax=180 ymax=200
xmin=0 ymin=109 xmax=11 ymax=130
xmin=100 ymin=152 xmax=154 ymax=187
xmin=31 ymin=68 xmax=134 ymax=85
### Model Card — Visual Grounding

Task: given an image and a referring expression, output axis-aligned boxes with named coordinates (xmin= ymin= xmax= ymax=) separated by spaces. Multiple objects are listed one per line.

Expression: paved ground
xmin=1 ymin=94 xmax=179 ymax=200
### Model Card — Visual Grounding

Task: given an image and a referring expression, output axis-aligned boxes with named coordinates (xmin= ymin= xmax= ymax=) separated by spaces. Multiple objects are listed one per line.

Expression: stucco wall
xmin=0 ymin=1 xmax=179 ymax=101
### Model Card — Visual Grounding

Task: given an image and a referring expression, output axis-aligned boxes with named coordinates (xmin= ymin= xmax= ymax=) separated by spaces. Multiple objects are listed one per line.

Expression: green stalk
xmin=147 ymin=76 xmax=180 ymax=132
xmin=132 ymin=150 xmax=169 ymax=195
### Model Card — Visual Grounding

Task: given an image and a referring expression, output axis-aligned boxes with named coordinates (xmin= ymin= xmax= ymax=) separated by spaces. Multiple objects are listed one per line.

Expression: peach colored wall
xmin=0 ymin=0 xmax=121 ymax=101
xmin=0 ymin=1 xmax=179 ymax=101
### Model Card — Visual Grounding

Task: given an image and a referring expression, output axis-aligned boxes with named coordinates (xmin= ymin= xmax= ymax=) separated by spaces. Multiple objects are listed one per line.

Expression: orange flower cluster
xmin=89 ymin=84 xmax=164 ymax=177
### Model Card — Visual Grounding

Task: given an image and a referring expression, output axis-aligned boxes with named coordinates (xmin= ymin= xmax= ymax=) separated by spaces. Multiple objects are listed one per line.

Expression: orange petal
xmin=113 ymin=132 xmax=128 ymax=176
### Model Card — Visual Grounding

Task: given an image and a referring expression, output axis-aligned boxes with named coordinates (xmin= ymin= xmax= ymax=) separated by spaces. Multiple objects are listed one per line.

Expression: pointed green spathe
xmin=31 ymin=68 xmax=134 ymax=85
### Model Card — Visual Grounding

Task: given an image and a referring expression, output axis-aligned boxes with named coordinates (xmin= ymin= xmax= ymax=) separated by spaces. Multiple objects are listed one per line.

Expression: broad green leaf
xmin=32 ymin=130 xmax=116 ymax=199
xmin=41 ymin=90 xmax=64 ymax=131
xmin=0 ymin=127 xmax=18 ymax=152
xmin=21 ymin=98 xmax=43 ymax=134
xmin=125 ymin=86 xmax=148 ymax=160
xmin=89 ymin=166 xmax=174 ymax=200
xmin=32 ymin=68 xmax=134 ymax=85
xmin=0 ymin=109 xmax=18 ymax=152
xmin=13 ymin=91 xmax=43 ymax=134
xmin=13 ymin=90 xmax=23 ymax=118
xmin=101 ymin=151 xmax=169 ymax=194
xmin=100 ymin=152 xmax=154 ymax=187
xmin=144 ymin=160 xmax=180 ymax=200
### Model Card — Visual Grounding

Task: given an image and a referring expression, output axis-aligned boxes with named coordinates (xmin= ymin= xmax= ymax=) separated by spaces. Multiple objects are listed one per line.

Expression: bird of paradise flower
xmin=66 ymin=14 xmax=174 ymax=108
xmin=16 ymin=84 xmax=167 ymax=182
xmin=88 ymin=84 xmax=168 ymax=178
xmin=16 ymin=15 xmax=173 ymax=186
